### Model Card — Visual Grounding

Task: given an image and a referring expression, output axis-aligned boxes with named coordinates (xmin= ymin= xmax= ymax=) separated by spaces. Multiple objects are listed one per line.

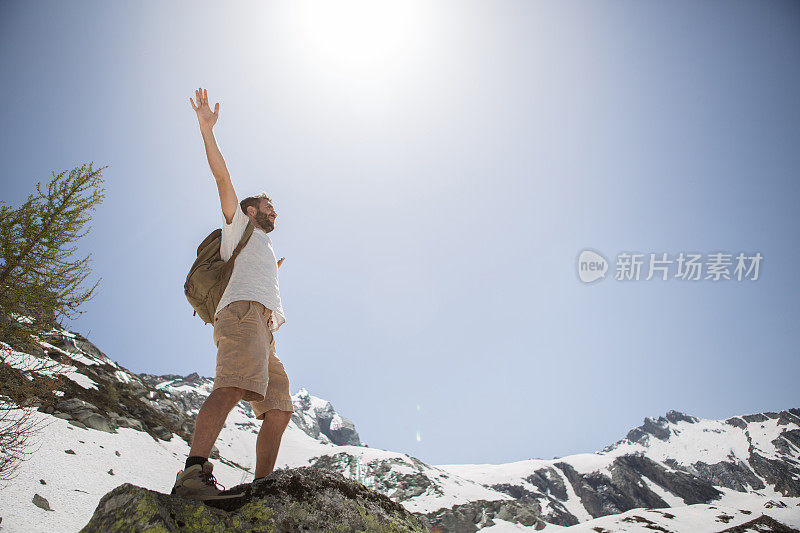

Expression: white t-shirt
xmin=214 ymin=206 xmax=286 ymax=332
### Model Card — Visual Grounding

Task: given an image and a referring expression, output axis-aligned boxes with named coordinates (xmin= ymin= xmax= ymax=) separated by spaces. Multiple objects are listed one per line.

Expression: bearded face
xmin=250 ymin=201 xmax=276 ymax=233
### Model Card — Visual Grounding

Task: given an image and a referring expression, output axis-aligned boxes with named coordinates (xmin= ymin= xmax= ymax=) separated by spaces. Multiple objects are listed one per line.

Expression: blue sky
xmin=1 ymin=1 xmax=798 ymax=466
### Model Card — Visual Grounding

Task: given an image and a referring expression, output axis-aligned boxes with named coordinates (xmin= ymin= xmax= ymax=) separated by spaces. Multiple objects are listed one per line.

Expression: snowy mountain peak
xmin=291 ymin=387 xmax=364 ymax=447
xmin=620 ymin=410 xmax=702 ymax=446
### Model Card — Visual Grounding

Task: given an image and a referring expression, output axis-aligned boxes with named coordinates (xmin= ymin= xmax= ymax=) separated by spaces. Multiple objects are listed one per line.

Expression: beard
xmin=254 ymin=211 xmax=274 ymax=233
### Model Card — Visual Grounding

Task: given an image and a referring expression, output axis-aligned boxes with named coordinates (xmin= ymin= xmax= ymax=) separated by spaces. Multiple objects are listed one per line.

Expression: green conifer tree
xmin=0 ymin=161 xmax=106 ymax=481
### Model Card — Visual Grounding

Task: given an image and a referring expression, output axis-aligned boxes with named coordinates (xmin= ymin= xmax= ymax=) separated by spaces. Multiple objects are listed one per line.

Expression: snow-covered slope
xmin=1 ymin=326 xmax=798 ymax=532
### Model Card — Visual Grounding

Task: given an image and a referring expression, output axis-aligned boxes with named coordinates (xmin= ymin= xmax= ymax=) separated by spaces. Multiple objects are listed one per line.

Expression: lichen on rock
xmin=81 ymin=466 xmax=430 ymax=532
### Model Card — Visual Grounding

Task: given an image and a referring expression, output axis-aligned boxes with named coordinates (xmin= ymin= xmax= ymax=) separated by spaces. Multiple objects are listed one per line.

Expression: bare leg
xmin=189 ymin=387 xmax=245 ymax=458
xmin=254 ymin=409 xmax=292 ymax=478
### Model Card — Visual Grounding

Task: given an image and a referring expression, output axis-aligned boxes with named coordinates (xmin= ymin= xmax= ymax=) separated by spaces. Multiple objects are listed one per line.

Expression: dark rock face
xmin=610 ymin=455 xmax=722 ymax=505
xmin=488 ymin=469 xmax=578 ymax=527
xmin=691 ymin=459 xmax=766 ymax=492
xmin=748 ymin=450 xmax=800 ymax=498
xmin=624 ymin=412 xmax=694 ymax=444
xmin=549 ymin=456 xmax=723 ymax=521
xmin=81 ymin=466 xmax=429 ymax=532
xmin=609 ymin=411 xmax=700 ymax=449
xmin=421 ymin=497 xmax=547 ymax=533
xmin=525 ymin=467 xmax=568 ymax=501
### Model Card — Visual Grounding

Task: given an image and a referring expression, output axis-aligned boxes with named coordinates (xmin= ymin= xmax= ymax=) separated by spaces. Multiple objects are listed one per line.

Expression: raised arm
xmin=190 ymin=87 xmax=238 ymax=224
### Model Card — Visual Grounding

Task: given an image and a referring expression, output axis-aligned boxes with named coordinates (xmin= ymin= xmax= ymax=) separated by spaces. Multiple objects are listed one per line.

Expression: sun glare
xmin=290 ymin=1 xmax=425 ymax=74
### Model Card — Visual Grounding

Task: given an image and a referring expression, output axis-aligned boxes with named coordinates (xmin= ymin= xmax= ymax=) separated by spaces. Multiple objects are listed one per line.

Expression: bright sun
xmin=287 ymin=1 xmax=428 ymax=75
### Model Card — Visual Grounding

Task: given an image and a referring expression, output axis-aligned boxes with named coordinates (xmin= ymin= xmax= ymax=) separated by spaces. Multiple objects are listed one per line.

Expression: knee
xmin=211 ymin=387 xmax=245 ymax=406
xmin=263 ymin=409 xmax=292 ymax=427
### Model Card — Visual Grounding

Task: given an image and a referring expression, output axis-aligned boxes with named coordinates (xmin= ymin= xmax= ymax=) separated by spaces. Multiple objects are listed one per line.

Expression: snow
xmin=65 ymin=372 xmax=99 ymax=390
xmin=555 ymin=466 xmax=594 ymax=522
xmin=4 ymin=338 xmax=799 ymax=532
xmin=2 ymin=404 xmax=798 ymax=533
xmin=437 ymin=458 xmax=553 ymax=484
xmin=293 ymin=387 xmax=334 ymax=414
xmin=607 ymin=418 xmax=755 ymax=467
xmin=546 ymin=497 xmax=800 ymax=532
xmin=9 ymin=312 xmax=34 ymax=324
xmin=438 ymin=413 xmax=795 ymax=497
xmin=0 ymin=409 xmax=249 ymax=533
xmin=113 ymin=370 xmax=132 ymax=383
xmin=36 ymin=341 xmax=74 ymax=359
xmin=0 ymin=345 xmax=98 ymax=390
xmin=156 ymin=380 xmax=214 ymax=395
xmin=433 ymin=411 xmax=800 ymax=531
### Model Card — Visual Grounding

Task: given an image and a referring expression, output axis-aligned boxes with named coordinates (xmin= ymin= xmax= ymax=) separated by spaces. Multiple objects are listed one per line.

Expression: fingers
xmin=192 ymin=87 xmax=217 ymax=110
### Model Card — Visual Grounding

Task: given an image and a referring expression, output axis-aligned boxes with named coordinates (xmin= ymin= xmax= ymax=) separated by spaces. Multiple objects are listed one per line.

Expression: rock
xmin=81 ymin=466 xmax=429 ymax=532
xmin=65 ymin=449 xmax=76 ymax=455
xmin=57 ymin=398 xmax=96 ymax=412
xmin=53 ymin=398 xmax=117 ymax=433
xmin=115 ymin=450 xmax=121 ymax=457
xmin=113 ymin=416 xmax=144 ymax=431
xmin=32 ymin=494 xmax=52 ymax=511
xmin=150 ymin=425 xmax=172 ymax=441
xmin=423 ymin=498 xmax=548 ymax=532
xmin=765 ymin=500 xmax=787 ymax=509
xmin=77 ymin=412 xmax=115 ymax=433
xmin=107 ymin=469 xmax=114 ymax=476
xmin=39 ymin=479 xmax=46 ymax=485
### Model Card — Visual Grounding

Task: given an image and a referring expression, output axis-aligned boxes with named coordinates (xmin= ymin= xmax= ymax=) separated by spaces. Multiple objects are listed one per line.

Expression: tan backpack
xmin=184 ymin=221 xmax=255 ymax=324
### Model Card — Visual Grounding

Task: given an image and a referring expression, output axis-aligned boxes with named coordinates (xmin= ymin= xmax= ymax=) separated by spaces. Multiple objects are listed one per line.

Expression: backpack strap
xmin=220 ymin=220 xmax=255 ymax=279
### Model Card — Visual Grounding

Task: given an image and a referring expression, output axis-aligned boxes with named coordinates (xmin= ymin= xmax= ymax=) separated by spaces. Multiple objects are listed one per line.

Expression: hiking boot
xmin=171 ymin=461 xmax=243 ymax=501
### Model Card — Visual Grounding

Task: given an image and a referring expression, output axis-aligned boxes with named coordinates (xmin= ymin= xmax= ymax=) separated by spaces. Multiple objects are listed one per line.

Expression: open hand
xmin=189 ymin=87 xmax=219 ymax=129
xmin=278 ymin=257 xmax=285 ymax=268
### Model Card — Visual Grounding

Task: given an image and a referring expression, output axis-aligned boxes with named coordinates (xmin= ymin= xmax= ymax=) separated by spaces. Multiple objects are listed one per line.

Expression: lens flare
xmin=416 ymin=430 xmax=421 ymax=442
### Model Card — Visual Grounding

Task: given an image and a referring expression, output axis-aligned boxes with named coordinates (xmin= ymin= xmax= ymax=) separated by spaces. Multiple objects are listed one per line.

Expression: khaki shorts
xmin=212 ymin=300 xmax=294 ymax=419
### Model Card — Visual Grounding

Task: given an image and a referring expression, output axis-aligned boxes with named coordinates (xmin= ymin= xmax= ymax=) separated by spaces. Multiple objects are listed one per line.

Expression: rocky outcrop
xmin=14 ymin=332 xmax=191 ymax=443
xmin=80 ymin=466 xmax=429 ymax=532
xmin=292 ymin=387 xmax=364 ymax=446
xmin=421 ymin=497 xmax=548 ymax=532
xmin=617 ymin=410 xmax=701 ymax=446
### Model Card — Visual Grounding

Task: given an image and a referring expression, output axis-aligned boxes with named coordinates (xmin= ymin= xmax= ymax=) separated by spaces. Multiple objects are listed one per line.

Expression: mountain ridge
xmin=1 ymin=325 xmax=798 ymax=532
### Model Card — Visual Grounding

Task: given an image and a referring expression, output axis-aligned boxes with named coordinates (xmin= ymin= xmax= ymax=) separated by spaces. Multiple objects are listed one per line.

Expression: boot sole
xmin=173 ymin=490 xmax=246 ymax=501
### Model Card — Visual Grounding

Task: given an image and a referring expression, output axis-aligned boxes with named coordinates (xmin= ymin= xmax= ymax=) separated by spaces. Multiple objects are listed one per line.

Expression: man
xmin=171 ymin=87 xmax=294 ymax=501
